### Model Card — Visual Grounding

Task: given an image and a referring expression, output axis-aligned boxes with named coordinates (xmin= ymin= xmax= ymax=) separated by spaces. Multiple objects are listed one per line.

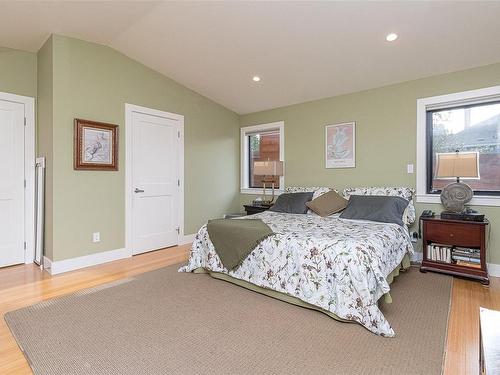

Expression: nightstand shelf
xmin=420 ymin=216 xmax=489 ymax=285
xmin=243 ymin=204 xmax=271 ymax=215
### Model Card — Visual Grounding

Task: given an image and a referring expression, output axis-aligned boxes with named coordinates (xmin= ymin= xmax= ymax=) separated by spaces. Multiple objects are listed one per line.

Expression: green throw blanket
xmin=207 ymin=218 xmax=274 ymax=270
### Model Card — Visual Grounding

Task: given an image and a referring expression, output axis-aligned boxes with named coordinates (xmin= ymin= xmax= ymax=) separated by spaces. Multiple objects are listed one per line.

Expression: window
xmin=417 ymin=85 xmax=500 ymax=206
xmin=241 ymin=122 xmax=284 ymax=193
xmin=427 ymin=102 xmax=500 ymax=195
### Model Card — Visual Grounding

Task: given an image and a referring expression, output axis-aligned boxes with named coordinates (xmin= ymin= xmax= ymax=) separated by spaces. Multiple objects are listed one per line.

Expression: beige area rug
xmin=5 ymin=264 xmax=451 ymax=375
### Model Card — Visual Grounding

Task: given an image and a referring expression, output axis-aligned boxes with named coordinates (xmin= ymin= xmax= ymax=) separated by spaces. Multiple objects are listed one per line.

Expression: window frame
xmin=426 ymin=101 xmax=500 ymax=196
xmin=416 ymin=85 xmax=500 ymax=206
xmin=240 ymin=121 xmax=284 ymax=195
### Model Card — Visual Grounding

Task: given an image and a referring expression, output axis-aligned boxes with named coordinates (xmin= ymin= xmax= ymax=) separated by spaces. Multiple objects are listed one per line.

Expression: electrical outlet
xmin=92 ymin=232 xmax=100 ymax=243
xmin=410 ymin=231 xmax=418 ymax=243
xmin=407 ymin=163 xmax=414 ymax=174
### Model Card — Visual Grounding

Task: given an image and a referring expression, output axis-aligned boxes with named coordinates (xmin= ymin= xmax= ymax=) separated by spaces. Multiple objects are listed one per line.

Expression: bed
xmin=180 ymin=187 xmax=415 ymax=337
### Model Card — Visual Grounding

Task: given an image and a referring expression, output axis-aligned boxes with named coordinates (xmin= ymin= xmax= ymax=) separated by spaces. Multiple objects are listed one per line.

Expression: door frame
xmin=124 ymin=103 xmax=184 ymax=256
xmin=0 ymin=91 xmax=35 ymax=264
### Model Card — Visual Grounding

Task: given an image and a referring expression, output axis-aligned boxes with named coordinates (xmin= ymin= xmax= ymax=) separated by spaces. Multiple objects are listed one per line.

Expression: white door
xmin=0 ymin=99 xmax=25 ymax=267
xmin=131 ymin=111 xmax=181 ymax=255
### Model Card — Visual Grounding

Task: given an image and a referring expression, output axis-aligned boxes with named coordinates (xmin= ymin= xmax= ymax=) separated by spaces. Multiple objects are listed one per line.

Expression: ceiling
xmin=1 ymin=1 xmax=500 ymax=114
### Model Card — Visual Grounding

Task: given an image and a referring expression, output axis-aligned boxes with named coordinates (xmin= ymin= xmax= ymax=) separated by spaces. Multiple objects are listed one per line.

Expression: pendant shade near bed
xmin=435 ymin=151 xmax=479 ymax=213
xmin=253 ymin=160 xmax=283 ymax=206
xmin=253 ymin=160 xmax=284 ymax=177
xmin=435 ymin=151 xmax=479 ymax=180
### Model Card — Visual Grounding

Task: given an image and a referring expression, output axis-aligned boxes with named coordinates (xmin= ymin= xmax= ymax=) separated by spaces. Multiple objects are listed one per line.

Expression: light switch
xmin=407 ymin=164 xmax=414 ymax=174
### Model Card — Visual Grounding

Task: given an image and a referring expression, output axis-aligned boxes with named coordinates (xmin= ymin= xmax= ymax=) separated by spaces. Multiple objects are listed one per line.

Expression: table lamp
xmin=253 ymin=160 xmax=284 ymax=206
xmin=435 ymin=151 xmax=479 ymax=213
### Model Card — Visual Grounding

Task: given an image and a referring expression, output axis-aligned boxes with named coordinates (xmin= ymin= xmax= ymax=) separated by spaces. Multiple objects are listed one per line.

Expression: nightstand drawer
xmin=425 ymin=222 xmax=481 ymax=247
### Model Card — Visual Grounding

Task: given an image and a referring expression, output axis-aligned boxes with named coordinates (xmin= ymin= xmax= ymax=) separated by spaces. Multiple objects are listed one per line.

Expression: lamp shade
xmin=253 ymin=160 xmax=284 ymax=176
xmin=435 ymin=151 xmax=479 ymax=179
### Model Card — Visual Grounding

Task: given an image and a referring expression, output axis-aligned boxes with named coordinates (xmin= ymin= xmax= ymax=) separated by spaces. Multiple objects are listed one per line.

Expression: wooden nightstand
xmin=420 ymin=216 xmax=489 ymax=285
xmin=243 ymin=204 xmax=272 ymax=215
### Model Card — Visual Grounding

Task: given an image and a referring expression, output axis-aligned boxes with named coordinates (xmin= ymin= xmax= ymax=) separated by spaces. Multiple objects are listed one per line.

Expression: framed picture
xmin=74 ymin=118 xmax=119 ymax=170
xmin=325 ymin=122 xmax=356 ymax=168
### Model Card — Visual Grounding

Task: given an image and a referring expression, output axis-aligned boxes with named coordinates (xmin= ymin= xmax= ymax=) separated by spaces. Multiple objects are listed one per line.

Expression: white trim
xmin=180 ymin=234 xmax=196 ymax=245
xmin=416 ymin=194 xmax=500 ymax=206
xmin=423 ymin=85 xmax=500 ymax=111
xmin=125 ymin=104 xmax=185 ymax=256
xmin=488 ymin=263 xmax=500 ymax=278
xmin=43 ymin=248 xmax=130 ymax=275
xmin=34 ymin=157 xmax=46 ymax=265
xmin=240 ymin=188 xmax=284 ymax=195
xmin=240 ymin=121 xmax=285 ymax=194
xmin=42 ymin=256 xmax=52 ymax=272
xmin=0 ymin=91 xmax=36 ymax=264
xmin=416 ymin=85 xmax=500 ymax=207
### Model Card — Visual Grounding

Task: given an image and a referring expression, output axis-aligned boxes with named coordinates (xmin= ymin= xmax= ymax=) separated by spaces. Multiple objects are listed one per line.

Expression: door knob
xmin=134 ymin=188 xmax=145 ymax=193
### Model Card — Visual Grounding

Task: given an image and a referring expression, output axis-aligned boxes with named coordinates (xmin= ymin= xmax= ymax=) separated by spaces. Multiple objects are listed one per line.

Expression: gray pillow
xmin=339 ymin=195 xmax=409 ymax=226
xmin=269 ymin=192 xmax=314 ymax=214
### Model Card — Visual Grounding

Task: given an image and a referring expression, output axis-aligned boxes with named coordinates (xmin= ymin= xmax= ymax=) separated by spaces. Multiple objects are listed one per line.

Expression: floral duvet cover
xmin=180 ymin=211 xmax=413 ymax=337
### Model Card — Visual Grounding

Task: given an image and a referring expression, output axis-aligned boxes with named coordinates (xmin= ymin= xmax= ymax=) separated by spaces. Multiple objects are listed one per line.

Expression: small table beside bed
xmin=180 ymin=186 xmax=416 ymax=337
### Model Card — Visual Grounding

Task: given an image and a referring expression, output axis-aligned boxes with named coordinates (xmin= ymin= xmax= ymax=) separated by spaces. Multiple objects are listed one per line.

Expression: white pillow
xmin=342 ymin=186 xmax=416 ymax=225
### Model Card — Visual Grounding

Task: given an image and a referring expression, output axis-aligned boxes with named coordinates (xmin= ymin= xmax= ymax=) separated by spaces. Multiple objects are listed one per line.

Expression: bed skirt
xmin=192 ymin=253 xmax=411 ymax=324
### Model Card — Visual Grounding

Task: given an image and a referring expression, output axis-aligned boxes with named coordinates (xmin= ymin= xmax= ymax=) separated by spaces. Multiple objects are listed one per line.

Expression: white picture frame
xmin=325 ymin=122 xmax=356 ymax=168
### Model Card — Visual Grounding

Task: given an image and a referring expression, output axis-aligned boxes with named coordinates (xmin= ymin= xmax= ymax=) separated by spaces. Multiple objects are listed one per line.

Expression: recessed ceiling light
xmin=252 ymin=76 xmax=261 ymax=82
xmin=386 ymin=33 xmax=398 ymax=42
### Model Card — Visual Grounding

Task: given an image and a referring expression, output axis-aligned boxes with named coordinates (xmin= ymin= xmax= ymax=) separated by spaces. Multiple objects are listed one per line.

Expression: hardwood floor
xmin=0 ymin=246 xmax=498 ymax=375
xmin=0 ymin=245 xmax=190 ymax=375
xmin=444 ymin=276 xmax=500 ymax=375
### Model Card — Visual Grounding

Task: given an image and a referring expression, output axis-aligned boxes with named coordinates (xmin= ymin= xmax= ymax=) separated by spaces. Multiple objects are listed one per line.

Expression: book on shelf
xmin=453 ymin=246 xmax=480 ymax=254
xmin=453 ymin=250 xmax=480 ymax=258
xmin=455 ymin=246 xmax=480 ymax=252
xmin=427 ymin=244 xmax=452 ymax=263
xmin=452 ymin=255 xmax=481 ymax=263
xmin=456 ymin=260 xmax=481 ymax=269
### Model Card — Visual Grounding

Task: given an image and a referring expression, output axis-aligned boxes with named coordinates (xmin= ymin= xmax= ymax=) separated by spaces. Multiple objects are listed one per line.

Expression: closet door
xmin=0 ymin=99 xmax=25 ymax=267
xmin=130 ymin=110 xmax=181 ymax=255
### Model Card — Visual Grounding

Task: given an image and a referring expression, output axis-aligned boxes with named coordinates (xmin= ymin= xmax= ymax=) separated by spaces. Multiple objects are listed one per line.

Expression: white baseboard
xmin=488 ymin=263 xmax=500 ymax=277
xmin=180 ymin=234 xmax=196 ymax=245
xmin=43 ymin=247 xmax=130 ymax=275
xmin=42 ymin=256 xmax=52 ymax=271
xmin=44 ymin=237 xmax=195 ymax=276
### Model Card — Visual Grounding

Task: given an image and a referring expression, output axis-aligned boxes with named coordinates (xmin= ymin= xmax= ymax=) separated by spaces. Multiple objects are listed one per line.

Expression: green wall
xmin=240 ymin=63 xmax=500 ymax=264
xmin=41 ymin=35 xmax=240 ymax=261
xmin=0 ymin=46 xmax=37 ymax=98
xmin=4 ymin=35 xmax=500 ymax=266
